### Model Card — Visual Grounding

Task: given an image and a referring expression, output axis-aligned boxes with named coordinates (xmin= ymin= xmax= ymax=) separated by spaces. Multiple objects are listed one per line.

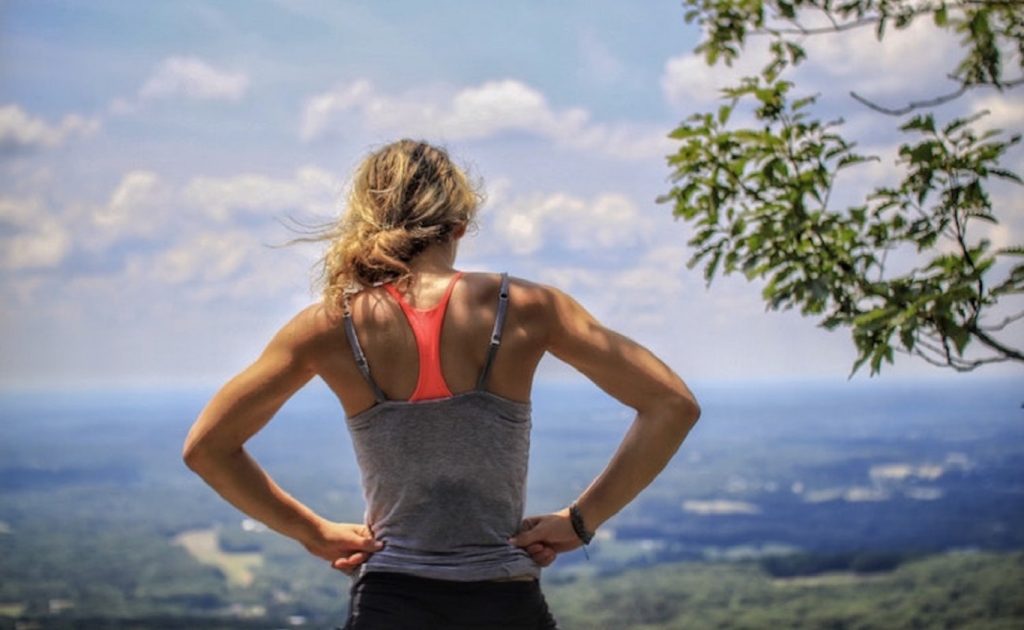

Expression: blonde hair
xmin=281 ymin=139 xmax=484 ymax=312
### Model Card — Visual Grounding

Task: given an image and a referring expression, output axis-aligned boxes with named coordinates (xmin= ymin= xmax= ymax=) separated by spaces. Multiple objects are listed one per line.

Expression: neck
xmin=406 ymin=240 xmax=458 ymax=275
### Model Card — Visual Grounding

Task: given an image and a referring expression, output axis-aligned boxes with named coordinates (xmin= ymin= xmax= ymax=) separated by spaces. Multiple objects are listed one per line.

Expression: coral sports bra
xmin=382 ymin=270 xmax=464 ymax=401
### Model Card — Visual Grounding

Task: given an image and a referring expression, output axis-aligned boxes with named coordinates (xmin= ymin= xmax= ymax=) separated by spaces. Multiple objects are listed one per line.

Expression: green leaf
xmin=965 ymin=210 xmax=997 ymax=224
xmin=988 ymin=168 xmax=1023 ymax=184
xmin=899 ymin=325 xmax=915 ymax=351
xmin=901 ymin=115 xmax=936 ymax=134
xmin=792 ymin=95 xmax=817 ymax=111
xmin=848 ymin=359 xmax=865 ymax=379
xmin=705 ymin=249 xmax=724 ymax=286
xmin=950 ymin=326 xmax=970 ymax=354
xmin=717 ymin=104 xmax=733 ymax=126
xmin=853 ymin=307 xmax=896 ymax=329
xmin=669 ymin=125 xmax=700 ymax=140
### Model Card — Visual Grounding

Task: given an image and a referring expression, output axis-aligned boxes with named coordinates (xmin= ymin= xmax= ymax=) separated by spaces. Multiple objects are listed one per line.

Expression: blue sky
xmin=1 ymin=0 xmax=1021 ymax=390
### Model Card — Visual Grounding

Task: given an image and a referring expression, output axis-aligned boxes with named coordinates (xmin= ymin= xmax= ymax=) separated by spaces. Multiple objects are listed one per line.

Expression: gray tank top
xmin=342 ymin=272 xmax=541 ymax=581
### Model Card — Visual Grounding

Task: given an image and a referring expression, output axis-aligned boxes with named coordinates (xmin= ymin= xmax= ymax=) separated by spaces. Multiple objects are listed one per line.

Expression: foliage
xmin=659 ymin=0 xmax=1024 ymax=376
xmin=544 ymin=551 xmax=1024 ymax=630
xmin=759 ymin=549 xmax=919 ymax=576
xmin=3 ymin=384 xmax=1022 ymax=626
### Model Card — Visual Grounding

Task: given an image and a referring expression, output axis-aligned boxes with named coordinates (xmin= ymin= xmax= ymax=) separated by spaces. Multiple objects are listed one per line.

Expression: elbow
xmin=183 ymin=435 xmax=242 ymax=474
xmin=689 ymin=398 xmax=702 ymax=425
xmin=182 ymin=439 xmax=205 ymax=471
xmin=182 ymin=437 xmax=219 ymax=474
xmin=666 ymin=392 xmax=701 ymax=430
xmin=637 ymin=391 xmax=701 ymax=432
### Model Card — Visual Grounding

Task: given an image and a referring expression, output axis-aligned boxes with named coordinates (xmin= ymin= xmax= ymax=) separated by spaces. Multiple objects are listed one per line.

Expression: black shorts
xmin=341 ymin=570 xmax=560 ymax=630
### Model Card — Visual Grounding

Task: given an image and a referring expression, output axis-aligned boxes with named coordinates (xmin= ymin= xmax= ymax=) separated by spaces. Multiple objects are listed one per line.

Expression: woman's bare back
xmin=306 ymin=271 xmax=552 ymax=418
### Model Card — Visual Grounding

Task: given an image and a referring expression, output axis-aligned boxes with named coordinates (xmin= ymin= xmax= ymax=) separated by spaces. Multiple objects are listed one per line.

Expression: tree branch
xmin=909 ymin=338 xmax=1010 ymax=371
xmin=914 ymin=334 xmax=952 ymax=358
xmin=762 ymin=17 xmax=879 ymax=36
xmin=913 ymin=347 xmax=1010 ymax=370
xmin=850 ymin=77 xmax=1024 ymax=116
xmin=908 ymin=347 xmax=980 ymax=370
xmin=753 ymin=1 xmax=1022 ymax=38
xmin=979 ymin=310 xmax=1024 ymax=331
xmin=969 ymin=324 xmax=1024 ymax=361
xmin=947 ymin=171 xmax=986 ymax=327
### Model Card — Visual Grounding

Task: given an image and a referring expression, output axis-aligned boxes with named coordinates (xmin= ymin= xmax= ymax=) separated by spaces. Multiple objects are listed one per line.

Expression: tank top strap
xmin=342 ymin=310 xmax=387 ymax=404
xmin=476 ymin=272 xmax=510 ymax=390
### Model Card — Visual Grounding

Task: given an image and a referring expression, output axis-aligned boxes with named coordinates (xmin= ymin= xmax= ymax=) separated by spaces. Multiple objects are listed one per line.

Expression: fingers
xmin=509 ymin=518 xmax=545 ymax=546
xmin=526 ymin=542 xmax=557 ymax=567
xmin=332 ymin=551 xmax=369 ymax=572
xmin=358 ymin=537 xmax=385 ymax=552
xmin=536 ymin=549 xmax=556 ymax=567
xmin=519 ymin=516 xmax=542 ymax=531
xmin=334 ymin=523 xmax=383 ymax=553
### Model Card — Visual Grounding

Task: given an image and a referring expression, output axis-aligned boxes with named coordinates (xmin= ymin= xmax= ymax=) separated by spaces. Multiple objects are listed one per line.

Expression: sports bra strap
xmin=476 ymin=272 xmax=510 ymax=390
xmin=343 ymin=311 xmax=387 ymax=403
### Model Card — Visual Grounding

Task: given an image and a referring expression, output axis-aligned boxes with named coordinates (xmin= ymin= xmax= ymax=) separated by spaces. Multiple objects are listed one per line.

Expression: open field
xmin=171 ymin=528 xmax=263 ymax=588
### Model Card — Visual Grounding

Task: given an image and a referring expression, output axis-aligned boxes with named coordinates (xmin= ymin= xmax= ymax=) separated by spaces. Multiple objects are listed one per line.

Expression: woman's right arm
xmin=508 ymin=285 xmax=701 ymax=561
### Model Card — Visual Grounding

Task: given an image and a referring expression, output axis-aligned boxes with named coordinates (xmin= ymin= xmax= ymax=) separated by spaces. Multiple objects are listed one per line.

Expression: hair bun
xmin=307 ymin=138 xmax=484 ymax=305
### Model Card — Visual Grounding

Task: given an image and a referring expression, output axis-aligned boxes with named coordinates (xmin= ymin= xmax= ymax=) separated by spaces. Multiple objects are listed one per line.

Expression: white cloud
xmin=300 ymin=79 xmax=375 ymax=141
xmin=869 ymin=462 xmax=945 ymax=482
xmin=661 ymin=14 xmax=961 ymax=112
xmin=67 ymin=166 xmax=344 ymax=259
xmin=843 ymin=486 xmax=890 ymax=502
xmin=300 ymin=78 xmax=671 ymax=159
xmin=109 ymin=56 xmax=250 ymax=115
xmin=802 ymin=16 xmax=962 ymax=102
xmin=661 ymin=45 xmax=767 ymax=110
xmin=451 ymin=80 xmax=588 ymax=139
xmin=533 ymin=244 xmax=695 ymax=329
xmin=567 ymin=118 xmax=675 ymax=161
xmin=0 ymin=104 xmax=99 ymax=154
xmin=683 ymin=499 xmax=761 ymax=515
xmin=0 ymin=197 xmax=72 ymax=270
xmin=971 ymin=92 xmax=1024 ymax=134
xmin=92 ymin=171 xmax=168 ymax=236
xmin=577 ymin=28 xmax=626 ymax=85
xmin=117 ymin=225 xmax=309 ymax=306
xmin=140 ymin=56 xmax=249 ymax=101
xmin=487 ymin=190 xmax=655 ymax=255
xmin=301 ymin=78 xmax=584 ymax=142
xmin=142 ymin=230 xmax=251 ymax=285
xmin=904 ymin=487 xmax=944 ymax=500
xmin=55 ymin=165 xmax=340 ymax=303
xmin=183 ymin=165 xmax=343 ymax=222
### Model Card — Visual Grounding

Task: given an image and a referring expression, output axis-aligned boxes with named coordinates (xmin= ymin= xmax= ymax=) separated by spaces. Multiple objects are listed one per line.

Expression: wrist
xmin=294 ymin=513 xmax=330 ymax=548
xmin=569 ymin=501 xmax=596 ymax=544
xmin=573 ymin=496 xmax=607 ymax=534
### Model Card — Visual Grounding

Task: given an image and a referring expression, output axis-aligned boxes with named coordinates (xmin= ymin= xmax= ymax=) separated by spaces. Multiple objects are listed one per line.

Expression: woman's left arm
xmin=182 ymin=307 xmax=381 ymax=573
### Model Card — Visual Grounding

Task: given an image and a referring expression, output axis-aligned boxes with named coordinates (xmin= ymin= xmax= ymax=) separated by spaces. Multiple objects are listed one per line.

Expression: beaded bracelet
xmin=569 ymin=502 xmax=594 ymax=560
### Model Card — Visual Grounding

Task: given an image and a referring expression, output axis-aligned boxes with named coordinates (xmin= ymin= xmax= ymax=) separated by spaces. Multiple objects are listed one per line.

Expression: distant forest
xmin=2 ymin=551 xmax=1021 ymax=629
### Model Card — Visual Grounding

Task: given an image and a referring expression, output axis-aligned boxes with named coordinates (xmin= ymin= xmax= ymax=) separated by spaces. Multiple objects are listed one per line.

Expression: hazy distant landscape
xmin=1 ymin=376 xmax=1022 ymax=628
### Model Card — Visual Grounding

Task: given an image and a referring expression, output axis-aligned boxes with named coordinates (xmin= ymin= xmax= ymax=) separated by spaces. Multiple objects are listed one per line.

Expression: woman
xmin=182 ymin=139 xmax=701 ymax=629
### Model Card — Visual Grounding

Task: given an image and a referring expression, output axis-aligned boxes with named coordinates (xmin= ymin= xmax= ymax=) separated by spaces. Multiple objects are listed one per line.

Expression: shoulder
xmin=270 ymin=301 xmax=348 ymax=363
xmin=460 ymin=271 xmax=560 ymax=312
xmin=460 ymin=272 xmax=589 ymax=344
